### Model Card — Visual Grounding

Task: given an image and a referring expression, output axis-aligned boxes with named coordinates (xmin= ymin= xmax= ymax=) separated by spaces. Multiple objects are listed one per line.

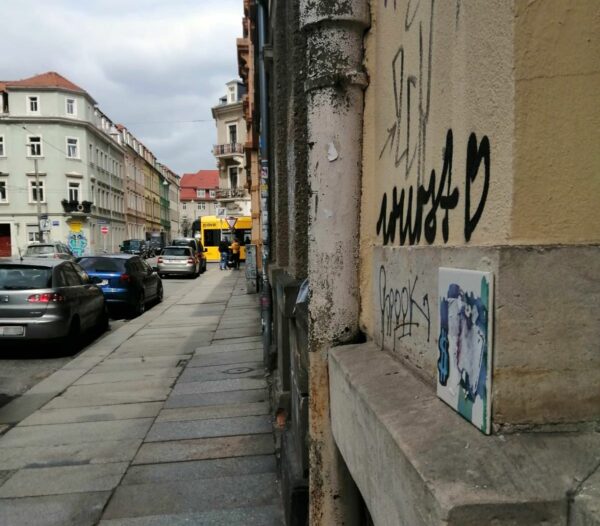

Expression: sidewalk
xmin=0 ymin=267 xmax=283 ymax=525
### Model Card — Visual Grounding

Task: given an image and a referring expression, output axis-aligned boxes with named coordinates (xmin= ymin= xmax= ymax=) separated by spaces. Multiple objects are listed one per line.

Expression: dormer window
xmin=228 ymin=85 xmax=236 ymax=103
xmin=28 ymin=96 xmax=39 ymax=114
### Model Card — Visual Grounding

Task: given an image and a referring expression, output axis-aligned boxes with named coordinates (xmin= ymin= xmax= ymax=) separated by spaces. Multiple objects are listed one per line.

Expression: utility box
xmin=245 ymin=244 xmax=258 ymax=294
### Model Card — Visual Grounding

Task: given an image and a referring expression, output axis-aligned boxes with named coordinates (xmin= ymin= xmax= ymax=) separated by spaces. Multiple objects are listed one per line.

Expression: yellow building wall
xmin=512 ymin=0 xmax=600 ymax=244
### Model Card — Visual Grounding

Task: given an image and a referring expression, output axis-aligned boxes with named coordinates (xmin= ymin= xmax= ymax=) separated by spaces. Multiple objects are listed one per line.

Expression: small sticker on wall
xmin=437 ymin=268 xmax=493 ymax=434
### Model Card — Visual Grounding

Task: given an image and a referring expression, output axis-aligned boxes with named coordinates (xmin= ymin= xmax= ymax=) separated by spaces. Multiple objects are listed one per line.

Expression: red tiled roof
xmin=180 ymin=170 xmax=219 ymax=201
xmin=0 ymin=72 xmax=89 ymax=96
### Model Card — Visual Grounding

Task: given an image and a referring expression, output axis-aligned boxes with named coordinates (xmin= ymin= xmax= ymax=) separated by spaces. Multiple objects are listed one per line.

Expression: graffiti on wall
xmin=378 ymin=265 xmax=431 ymax=352
xmin=437 ymin=267 xmax=493 ymax=434
xmin=68 ymin=232 xmax=88 ymax=257
xmin=377 ymin=130 xmax=490 ymax=245
xmin=377 ymin=0 xmax=490 ymax=245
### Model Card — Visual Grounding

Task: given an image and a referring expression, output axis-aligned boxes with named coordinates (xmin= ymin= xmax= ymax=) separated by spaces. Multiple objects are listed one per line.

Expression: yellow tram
xmin=196 ymin=216 xmax=252 ymax=262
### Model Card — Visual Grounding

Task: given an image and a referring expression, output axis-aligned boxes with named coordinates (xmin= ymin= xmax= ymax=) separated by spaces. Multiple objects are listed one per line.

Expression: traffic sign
xmin=100 ymin=226 xmax=109 ymax=235
xmin=226 ymin=217 xmax=238 ymax=230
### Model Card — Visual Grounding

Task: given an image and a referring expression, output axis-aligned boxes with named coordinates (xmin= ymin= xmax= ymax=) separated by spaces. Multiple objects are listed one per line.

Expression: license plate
xmin=0 ymin=326 xmax=25 ymax=337
xmin=98 ymin=280 xmax=109 ymax=286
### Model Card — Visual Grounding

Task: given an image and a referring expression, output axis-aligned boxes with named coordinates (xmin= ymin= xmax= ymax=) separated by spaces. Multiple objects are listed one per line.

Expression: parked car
xmin=171 ymin=237 xmax=207 ymax=273
xmin=0 ymin=258 xmax=108 ymax=352
xmin=120 ymin=239 xmax=149 ymax=258
xmin=77 ymin=255 xmax=163 ymax=317
xmin=157 ymin=246 xmax=200 ymax=278
xmin=24 ymin=242 xmax=75 ymax=260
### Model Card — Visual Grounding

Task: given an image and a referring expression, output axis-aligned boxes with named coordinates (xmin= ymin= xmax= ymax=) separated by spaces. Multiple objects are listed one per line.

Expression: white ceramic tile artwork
xmin=437 ymin=268 xmax=493 ymax=434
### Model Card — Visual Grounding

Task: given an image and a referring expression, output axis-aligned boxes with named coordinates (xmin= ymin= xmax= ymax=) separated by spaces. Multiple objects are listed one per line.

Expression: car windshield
xmin=78 ymin=257 xmax=126 ymax=273
xmin=163 ymin=248 xmax=190 ymax=257
xmin=123 ymin=240 xmax=142 ymax=249
xmin=0 ymin=265 xmax=52 ymax=290
xmin=25 ymin=245 xmax=55 ymax=255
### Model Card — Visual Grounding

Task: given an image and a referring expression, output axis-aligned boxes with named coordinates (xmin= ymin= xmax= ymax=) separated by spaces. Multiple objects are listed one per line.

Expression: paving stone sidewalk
xmin=0 ymin=268 xmax=283 ymax=526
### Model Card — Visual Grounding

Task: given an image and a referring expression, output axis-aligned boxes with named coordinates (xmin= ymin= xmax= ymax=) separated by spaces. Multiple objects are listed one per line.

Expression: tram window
xmin=203 ymin=230 xmax=220 ymax=247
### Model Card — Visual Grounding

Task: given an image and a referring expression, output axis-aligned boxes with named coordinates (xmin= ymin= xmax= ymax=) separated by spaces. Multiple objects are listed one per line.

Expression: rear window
xmin=163 ymin=247 xmax=190 ymax=257
xmin=78 ymin=257 xmax=126 ymax=273
xmin=123 ymin=240 xmax=142 ymax=249
xmin=0 ymin=265 xmax=52 ymax=290
xmin=25 ymin=245 xmax=55 ymax=255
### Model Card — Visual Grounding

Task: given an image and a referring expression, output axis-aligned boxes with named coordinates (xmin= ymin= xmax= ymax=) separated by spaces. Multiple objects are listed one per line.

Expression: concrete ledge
xmin=329 ymin=343 xmax=600 ymax=526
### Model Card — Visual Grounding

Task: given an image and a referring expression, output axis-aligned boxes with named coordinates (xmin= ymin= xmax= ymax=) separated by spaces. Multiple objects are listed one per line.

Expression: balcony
xmin=215 ymin=187 xmax=248 ymax=201
xmin=61 ymin=199 xmax=92 ymax=215
xmin=213 ymin=143 xmax=244 ymax=158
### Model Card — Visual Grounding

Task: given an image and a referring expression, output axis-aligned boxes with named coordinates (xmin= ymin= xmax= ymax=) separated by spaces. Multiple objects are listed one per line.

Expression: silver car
xmin=0 ymin=258 xmax=107 ymax=352
xmin=24 ymin=242 xmax=75 ymax=260
xmin=157 ymin=246 xmax=199 ymax=278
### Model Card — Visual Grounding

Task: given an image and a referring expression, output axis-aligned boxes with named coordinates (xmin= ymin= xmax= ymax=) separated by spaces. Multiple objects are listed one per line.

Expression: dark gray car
xmin=0 ymin=258 xmax=107 ymax=351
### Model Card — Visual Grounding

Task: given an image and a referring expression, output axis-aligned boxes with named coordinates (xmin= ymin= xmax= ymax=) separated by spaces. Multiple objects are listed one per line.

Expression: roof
xmin=180 ymin=170 xmax=219 ymax=200
xmin=0 ymin=72 xmax=94 ymax=102
xmin=0 ymin=258 xmax=63 ymax=268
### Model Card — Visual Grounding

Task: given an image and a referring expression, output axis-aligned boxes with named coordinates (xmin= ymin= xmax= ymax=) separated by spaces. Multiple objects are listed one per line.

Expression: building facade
xmin=249 ymin=1 xmax=600 ymax=525
xmin=211 ymin=80 xmax=251 ymax=217
xmin=0 ymin=72 xmax=179 ymax=256
xmin=179 ymin=169 xmax=219 ymax=236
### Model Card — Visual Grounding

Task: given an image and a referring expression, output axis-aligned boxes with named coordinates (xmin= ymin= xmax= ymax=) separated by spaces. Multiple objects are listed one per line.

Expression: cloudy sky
xmin=3 ymin=0 xmax=243 ymax=175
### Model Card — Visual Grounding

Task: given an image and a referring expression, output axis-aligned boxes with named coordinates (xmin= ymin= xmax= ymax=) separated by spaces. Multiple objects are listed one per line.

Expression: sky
xmin=2 ymin=0 xmax=243 ymax=176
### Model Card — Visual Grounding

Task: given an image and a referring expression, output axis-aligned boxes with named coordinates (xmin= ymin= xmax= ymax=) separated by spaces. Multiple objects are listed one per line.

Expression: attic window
xmin=28 ymin=96 xmax=39 ymax=113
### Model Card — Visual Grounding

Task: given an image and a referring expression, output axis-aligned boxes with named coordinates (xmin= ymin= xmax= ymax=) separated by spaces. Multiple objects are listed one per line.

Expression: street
xmin=0 ymin=271 xmax=187 ymax=412
xmin=0 ymin=264 xmax=282 ymax=525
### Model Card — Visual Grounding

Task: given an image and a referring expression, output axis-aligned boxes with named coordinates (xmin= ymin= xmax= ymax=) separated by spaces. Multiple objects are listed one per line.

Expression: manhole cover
xmin=224 ymin=366 xmax=253 ymax=374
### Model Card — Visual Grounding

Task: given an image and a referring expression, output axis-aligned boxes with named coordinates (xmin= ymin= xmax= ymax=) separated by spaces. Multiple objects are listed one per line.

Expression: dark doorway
xmin=0 ymin=224 xmax=11 ymax=257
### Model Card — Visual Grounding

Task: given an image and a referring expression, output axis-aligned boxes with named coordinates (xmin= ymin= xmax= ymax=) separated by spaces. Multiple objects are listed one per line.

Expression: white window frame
xmin=27 ymin=230 xmax=41 ymax=243
xmin=228 ymin=123 xmax=238 ymax=144
xmin=67 ymin=180 xmax=81 ymax=202
xmin=182 ymin=203 xmax=187 ymax=210
xmin=0 ymin=135 xmax=5 ymax=157
xmin=196 ymin=189 xmax=204 ymax=198
xmin=66 ymin=137 xmax=80 ymax=159
xmin=27 ymin=136 xmax=42 ymax=157
xmin=28 ymin=179 xmax=45 ymax=203
xmin=27 ymin=96 xmax=40 ymax=114
xmin=197 ymin=202 xmax=206 ymax=211
xmin=0 ymin=179 xmax=8 ymax=203
xmin=209 ymin=190 xmax=216 ymax=198
xmin=65 ymin=97 xmax=77 ymax=116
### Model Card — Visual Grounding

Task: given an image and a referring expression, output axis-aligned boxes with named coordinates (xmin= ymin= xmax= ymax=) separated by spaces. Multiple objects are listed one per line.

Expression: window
xmin=0 ymin=136 xmax=4 ymax=157
xmin=228 ymin=124 xmax=237 ymax=144
xmin=27 ymin=230 xmax=41 ymax=243
xmin=29 ymin=180 xmax=45 ymax=203
xmin=66 ymin=137 xmax=79 ymax=158
xmin=0 ymin=180 xmax=7 ymax=203
xmin=66 ymin=98 xmax=76 ymax=115
xmin=228 ymin=166 xmax=238 ymax=189
xmin=228 ymin=85 xmax=236 ymax=103
xmin=198 ymin=202 xmax=205 ymax=211
xmin=28 ymin=96 xmax=39 ymax=113
xmin=196 ymin=189 xmax=204 ymax=198
xmin=209 ymin=190 xmax=216 ymax=198
xmin=68 ymin=181 xmax=80 ymax=202
xmin=27 ymin=136 xmax=42 ymax=157
xmin=182 ymin=203 xmax=187 ymax=210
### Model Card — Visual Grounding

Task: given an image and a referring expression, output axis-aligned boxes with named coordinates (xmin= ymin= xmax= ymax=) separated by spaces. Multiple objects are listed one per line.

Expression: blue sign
xmin=52 ymin=220 xmax=60 ymax=227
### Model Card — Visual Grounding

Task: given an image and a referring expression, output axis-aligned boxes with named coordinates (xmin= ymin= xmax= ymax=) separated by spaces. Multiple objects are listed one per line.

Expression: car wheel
xmin=131 ymin=292 xmax=146 ymax=318
xmin=156 ymin=283 xmax=163 ymax=303
xmin=97 ymin=306 xmax=110 ymax=333
xmin=62 ymin=318 xmax=80 ymax=356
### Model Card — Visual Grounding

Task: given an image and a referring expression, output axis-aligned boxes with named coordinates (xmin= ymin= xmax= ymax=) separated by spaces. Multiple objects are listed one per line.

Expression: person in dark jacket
xmin=218 ymin=240 xmax=229 ymax=270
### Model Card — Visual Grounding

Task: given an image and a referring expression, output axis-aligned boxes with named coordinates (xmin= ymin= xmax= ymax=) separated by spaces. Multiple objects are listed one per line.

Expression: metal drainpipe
xmin=257 ymin=0 xmax=272 ymax=367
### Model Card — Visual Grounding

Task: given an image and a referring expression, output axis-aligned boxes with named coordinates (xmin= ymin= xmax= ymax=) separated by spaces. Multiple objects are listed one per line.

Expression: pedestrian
xmin=218 ymin=239 xmax=229 ymax=270
xmin=229 ymin=238 xmax=241 ymax=270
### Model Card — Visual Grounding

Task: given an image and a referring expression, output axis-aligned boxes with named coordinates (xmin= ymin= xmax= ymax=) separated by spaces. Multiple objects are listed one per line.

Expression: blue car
xmin=77 ymin=255 xmax=163 ymax=317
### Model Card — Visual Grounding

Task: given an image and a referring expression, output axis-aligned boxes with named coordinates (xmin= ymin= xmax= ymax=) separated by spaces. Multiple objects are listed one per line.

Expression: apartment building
xmin=0 ymin=72 xmax=178 ymax=256
xmin=211 ymin=80 xmax=251 ymax=217
xmin=179 ymin=169 xmax=219 ymax=236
